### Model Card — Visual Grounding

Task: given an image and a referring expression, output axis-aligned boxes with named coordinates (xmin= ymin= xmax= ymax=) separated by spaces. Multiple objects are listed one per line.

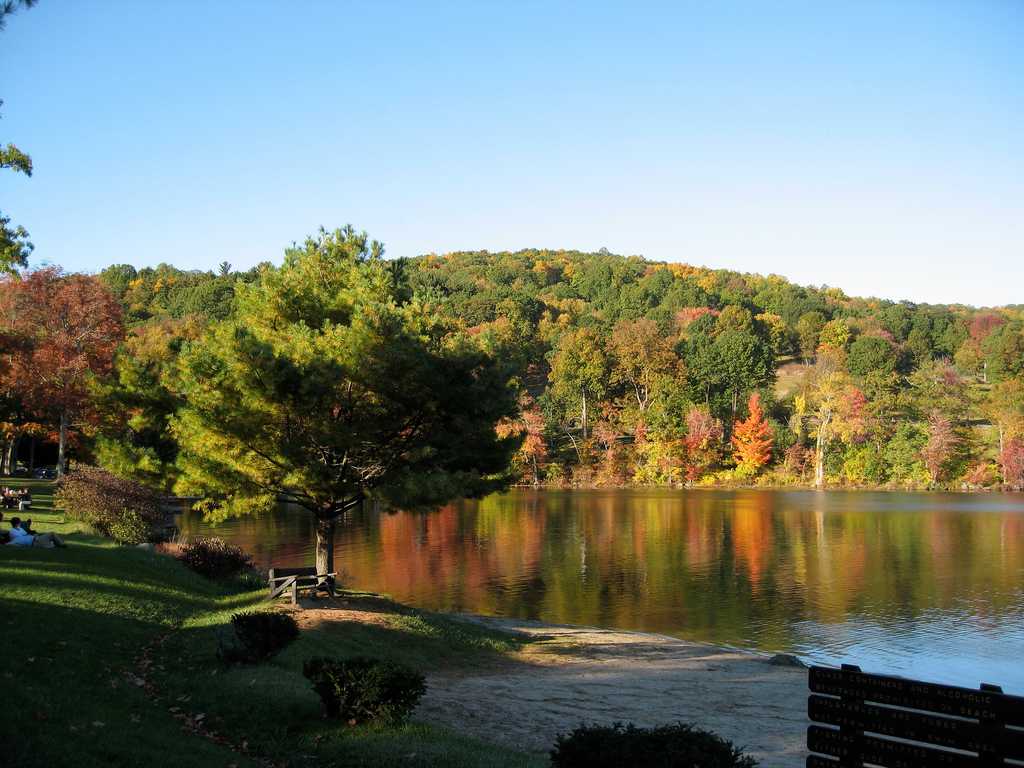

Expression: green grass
xmin=0 ymin=478 xmax=90 ymax=536
xmin=1 ymin=484 xmax=544 ymax=768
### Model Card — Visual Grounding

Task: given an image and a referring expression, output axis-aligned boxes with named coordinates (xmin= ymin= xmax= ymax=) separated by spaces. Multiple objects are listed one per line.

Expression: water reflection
xmin=178 ymin=488 xmax=1024 ymax=691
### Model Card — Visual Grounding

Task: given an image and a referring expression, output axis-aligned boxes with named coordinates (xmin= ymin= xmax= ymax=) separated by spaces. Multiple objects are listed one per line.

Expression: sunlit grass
xmin=1 ymin=513 xmax=543 ymax=768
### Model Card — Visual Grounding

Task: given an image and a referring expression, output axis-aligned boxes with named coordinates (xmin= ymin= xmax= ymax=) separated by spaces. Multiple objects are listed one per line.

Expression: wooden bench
xmin=807 ymin=663 xmax=1024 ymax=767
xmin=268 ymin=567 xmax=337 ymax=605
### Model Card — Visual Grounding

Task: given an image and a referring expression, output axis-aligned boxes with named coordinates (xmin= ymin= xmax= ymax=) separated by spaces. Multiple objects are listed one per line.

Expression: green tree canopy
xmin=171 ymin=227 xmax=521 ymax=574
xmin=847 ymin=335 xmax=898 ymax=379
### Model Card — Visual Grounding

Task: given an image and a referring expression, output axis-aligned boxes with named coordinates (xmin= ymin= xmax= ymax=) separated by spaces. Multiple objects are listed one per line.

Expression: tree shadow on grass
xmin=0 ymin=600 xmax=261 ymax=768
xmin=147 ymin=597 xmax=544 ymax=767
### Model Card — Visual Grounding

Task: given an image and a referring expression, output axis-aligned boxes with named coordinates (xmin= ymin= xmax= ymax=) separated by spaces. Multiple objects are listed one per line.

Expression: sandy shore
xmin=296 ymin=604 xmax=810 ymax=767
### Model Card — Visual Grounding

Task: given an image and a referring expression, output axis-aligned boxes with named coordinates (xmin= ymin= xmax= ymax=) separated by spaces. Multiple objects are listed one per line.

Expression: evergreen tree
xmin=171 ymin=227 xmax=520 ymax=575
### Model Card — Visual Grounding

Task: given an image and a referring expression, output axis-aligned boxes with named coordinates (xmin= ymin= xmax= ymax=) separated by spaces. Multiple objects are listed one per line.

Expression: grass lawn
xmin=1 ymin=480 xmax=544 ymax=768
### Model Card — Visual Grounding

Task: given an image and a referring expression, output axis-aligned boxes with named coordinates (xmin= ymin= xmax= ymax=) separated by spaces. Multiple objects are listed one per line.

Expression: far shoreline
xmin=505 ymin=483 xmax=1024 ymax=495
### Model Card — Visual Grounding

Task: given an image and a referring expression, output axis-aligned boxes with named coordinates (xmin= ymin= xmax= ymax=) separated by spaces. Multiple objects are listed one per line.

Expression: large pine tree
xmin=172 ymin=227 xmax=521 ymax=576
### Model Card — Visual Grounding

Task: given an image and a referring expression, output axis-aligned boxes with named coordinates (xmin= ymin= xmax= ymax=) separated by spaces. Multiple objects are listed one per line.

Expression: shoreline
xmin=295 ymin=598 xmax=810 ymax=767
xmin=508 ymin=482 xmax=1020 ymax=494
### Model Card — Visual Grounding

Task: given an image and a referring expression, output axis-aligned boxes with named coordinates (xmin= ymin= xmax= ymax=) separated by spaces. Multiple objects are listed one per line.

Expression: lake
xmin=177 ymin=488 xmax=1024 ymax=692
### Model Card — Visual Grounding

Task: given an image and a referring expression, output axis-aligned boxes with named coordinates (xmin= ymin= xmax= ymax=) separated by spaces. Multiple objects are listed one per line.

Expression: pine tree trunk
xmin=315 ymin=516 xmax=336 ymax=579
xmin=57 ymin=411 xmax=69 ymax=478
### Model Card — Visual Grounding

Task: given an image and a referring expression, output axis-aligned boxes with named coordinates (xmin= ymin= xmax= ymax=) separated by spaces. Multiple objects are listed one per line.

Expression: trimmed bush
xmin=219 ymin=611 xmax=299 ymax=664
xmin=55 ymin=465 xmax=163 ymax=541
xmin=175 ymin=537 xmax=253 ymax=579
xmin=550 ymin=722 xmax=758 ymax=768
xmin=302 ymin=656 xmax=426 ymax=725
xmin=107 ymin=509 xmax=152 ymax=545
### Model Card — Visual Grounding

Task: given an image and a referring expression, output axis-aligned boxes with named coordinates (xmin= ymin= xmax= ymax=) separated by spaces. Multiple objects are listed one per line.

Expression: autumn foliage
xmin=0 ymin=268 xmax=123 ymax=474
xmin=1000 ymin=438 xmax=1024 ymax=491
xmin=731 ymin=393 xmax=773 ymax=474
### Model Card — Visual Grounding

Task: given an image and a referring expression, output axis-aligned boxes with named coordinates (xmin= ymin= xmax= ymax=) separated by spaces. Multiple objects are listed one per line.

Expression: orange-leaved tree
xmin=731 ymin=392 xmax=773 ymax=475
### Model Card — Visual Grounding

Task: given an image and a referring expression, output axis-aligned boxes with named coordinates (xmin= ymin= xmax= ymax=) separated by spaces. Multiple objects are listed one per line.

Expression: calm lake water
xmin=178 ymin=488 xmax=1024 ymax=692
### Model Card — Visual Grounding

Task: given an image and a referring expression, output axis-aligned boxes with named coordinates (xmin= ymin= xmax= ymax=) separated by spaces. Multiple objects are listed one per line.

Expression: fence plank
xmin=809 ymin=666 xmax=1024 ymax=726
xmin=808 ymin=725 xmax=981 ymax=768
xmin=808 ymin=694 xmax=1024 ymax=759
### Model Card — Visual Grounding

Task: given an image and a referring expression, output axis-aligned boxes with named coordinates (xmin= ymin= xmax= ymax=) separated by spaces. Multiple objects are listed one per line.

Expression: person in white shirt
xmin=6 ymin=517 xmax=64 ymax=548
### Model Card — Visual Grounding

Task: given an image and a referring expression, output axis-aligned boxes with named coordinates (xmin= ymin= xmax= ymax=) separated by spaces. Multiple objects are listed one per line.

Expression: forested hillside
xmin=395 ymin=248 xmax=1023 ymax=489
xmin=3 ymin=239 xmax=1022 ymax=492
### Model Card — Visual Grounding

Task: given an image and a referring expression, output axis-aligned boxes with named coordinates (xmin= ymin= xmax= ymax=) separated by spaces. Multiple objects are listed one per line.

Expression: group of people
xmin=2 ymin=486 xmax=32 ymax=510
xmin=1 ymin=511 xmax=65 ymax=548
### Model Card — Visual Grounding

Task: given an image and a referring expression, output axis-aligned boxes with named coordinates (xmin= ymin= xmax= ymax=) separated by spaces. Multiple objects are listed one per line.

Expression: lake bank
xmin=178 ymin=487 xmax=1024 ymax=693
xmin=294 ymin=598 xmax=808 ymax=766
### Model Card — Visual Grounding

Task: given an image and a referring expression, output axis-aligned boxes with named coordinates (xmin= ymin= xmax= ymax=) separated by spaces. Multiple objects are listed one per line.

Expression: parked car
xmin=11 ymin=464 xmax=29 ymax=477
xmin=32 ymin=467 xmax=57 ymax=480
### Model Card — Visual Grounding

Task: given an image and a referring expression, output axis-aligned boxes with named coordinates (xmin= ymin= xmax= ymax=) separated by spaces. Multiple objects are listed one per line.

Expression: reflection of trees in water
xmin=182 ymin=490 xmax=1024 ymax=651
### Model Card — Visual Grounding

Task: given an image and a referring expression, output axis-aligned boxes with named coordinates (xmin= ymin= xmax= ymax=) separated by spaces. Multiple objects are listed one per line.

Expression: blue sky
xmin=1 ymin=1 xmax=1021 ymax=306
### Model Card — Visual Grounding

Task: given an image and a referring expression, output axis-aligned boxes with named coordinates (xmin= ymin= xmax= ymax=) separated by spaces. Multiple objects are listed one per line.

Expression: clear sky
xmin=1 ymin=1 xmax=1021 ymax=306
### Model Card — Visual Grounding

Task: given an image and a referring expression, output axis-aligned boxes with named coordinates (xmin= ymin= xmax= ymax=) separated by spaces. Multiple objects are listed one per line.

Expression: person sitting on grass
xmin=5 ymin=516 xmax=65 ymax=548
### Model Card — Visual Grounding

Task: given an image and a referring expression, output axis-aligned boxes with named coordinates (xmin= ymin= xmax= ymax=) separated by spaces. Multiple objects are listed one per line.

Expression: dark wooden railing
xmin=268 ymin=566 xmax=336 ymax=605
xmin=807 ymin=664 xmax=1024 ymax=767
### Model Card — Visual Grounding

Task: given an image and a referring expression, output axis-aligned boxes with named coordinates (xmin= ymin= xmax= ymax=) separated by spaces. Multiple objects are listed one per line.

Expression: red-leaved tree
xmin=921 ymin=410 xmax=959 ymax=485
xmin=1000 ymin=438 xmax=1024 ymax=491
xmin=683 ymin=406 xmax=723 ymax=481
xmin=0 ymin=268 xmax=123 ymax=475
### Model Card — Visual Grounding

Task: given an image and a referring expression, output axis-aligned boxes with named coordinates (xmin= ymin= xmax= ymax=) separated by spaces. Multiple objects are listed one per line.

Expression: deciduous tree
xmin=609 ymin=318 xmax=683 ymax=418
xmin=0 ymin=268 xmax=124 ymax=475
xmin=731 ymin=393 xmax=773 ymax=474
xmin=547 ymin=327 xmax=609 ymax=440
xmin=921 ymin=411 xmax=959 ymax=485
xmin=999 ymin=438 xmax=1024 ymax=491
xmin=683 ymin=406 xmax=723 ymax=481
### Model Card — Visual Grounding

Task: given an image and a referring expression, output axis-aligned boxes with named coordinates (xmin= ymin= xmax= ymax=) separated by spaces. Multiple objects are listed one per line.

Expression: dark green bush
xmin=550 ymin=722 xmax=758 ymax=768
xmin=175 ymin=537 xmax=253 ymax=579
xmin=219 ymin=611 xmax=299 ymax=664
xmin=302 ymin=656 xmax=426 ymax=725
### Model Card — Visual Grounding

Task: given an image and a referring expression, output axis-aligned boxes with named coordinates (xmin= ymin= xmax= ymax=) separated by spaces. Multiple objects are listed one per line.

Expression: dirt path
xmin=297 ymin=597 xmax=809 ymax=767
xmin=414 ymin=616 xmax=809 ymax=767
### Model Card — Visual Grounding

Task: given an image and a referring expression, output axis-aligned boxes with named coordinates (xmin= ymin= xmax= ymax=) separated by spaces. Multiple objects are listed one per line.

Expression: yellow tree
xmin=805 ymin=364 xmax=866 ymax=489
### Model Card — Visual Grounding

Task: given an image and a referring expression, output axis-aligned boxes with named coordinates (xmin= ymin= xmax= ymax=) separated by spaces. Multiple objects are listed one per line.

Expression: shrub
xmin=55 ymin=465 xmax=163 ymax=540
xmin=175 ymin=537 xmax=253 ymax=579
xmin=219 ymin=611 xmax=299 ymax=664
xmin=550 ymin=722 xmax=758 ymax=768
xmin=302 ymin=656 xmax=426 ymax=725
xmin=107 ymin=509 xmax=152 ymax=545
